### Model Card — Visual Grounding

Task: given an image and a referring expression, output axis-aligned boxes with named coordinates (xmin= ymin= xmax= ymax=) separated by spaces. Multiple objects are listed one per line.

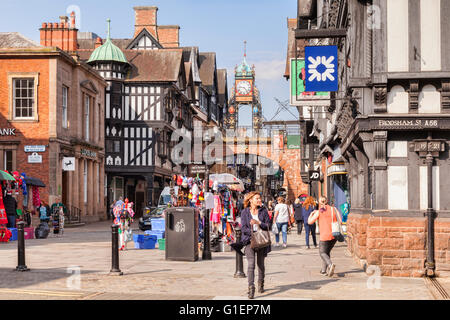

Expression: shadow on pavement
xmin=335 ymin=269 xmax=365 ymax=278
xmin=262 ymin=278 xmax=340 ymax=297
xmin=123 ymin=269 xmax=173 ymax=276
xmin=0 ymin=267 xmax=97 ymax=289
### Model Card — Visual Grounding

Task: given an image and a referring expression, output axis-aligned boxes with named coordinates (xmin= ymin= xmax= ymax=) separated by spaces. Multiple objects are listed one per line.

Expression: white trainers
xmin=327 ymin=263 xmax=335 ymax=277
xmin=275 ymin=243 xmax=280 ymax=247
xmin=282 ymin=243 xmax=287 ymax=248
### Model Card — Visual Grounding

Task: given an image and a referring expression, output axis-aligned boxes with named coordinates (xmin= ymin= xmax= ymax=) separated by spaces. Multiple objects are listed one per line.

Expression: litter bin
xmin=165 ymin=207 xmax=199 ymax=261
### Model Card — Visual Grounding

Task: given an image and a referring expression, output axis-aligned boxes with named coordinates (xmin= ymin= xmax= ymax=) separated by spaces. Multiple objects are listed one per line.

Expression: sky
xmin=0 ymin=0 xmax=299 ymax=125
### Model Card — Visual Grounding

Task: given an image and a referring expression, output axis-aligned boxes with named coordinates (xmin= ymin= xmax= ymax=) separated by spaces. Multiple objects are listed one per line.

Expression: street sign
xmin=290 ymin=58 xmax=330 ymax=106
xmin=28 ymin=152 xmax=42 ymax=164
xmin=287 ymin=135 xmax=301 ymax=149
xmin=309 ymin=170 xmax=320 ymax=181
xmin=188 ymin=164 xmax=207 ymax=175
xmin=305 ymin=45 xmax=338 ymax=92
xmin=24 ymin=145 xmax=46 ymax=152
xmin=63 ymin=157 xmax=75 ymax=171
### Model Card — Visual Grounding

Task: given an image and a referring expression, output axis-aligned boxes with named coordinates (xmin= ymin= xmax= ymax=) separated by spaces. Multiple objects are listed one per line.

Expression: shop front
xmin=58 ymin=143 xmax=105 ymax=223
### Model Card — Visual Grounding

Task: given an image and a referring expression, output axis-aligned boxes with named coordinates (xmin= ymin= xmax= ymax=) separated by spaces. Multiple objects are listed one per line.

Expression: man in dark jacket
xmin=3 ymin=194 xmax=17 ymax=228
xmin=293 ymin=199 xmax=304 ymax=235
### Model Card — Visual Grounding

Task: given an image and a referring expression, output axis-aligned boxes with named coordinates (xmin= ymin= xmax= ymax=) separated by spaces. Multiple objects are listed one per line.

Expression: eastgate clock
xmin=236 ymin=80 xmax=252 ymax=95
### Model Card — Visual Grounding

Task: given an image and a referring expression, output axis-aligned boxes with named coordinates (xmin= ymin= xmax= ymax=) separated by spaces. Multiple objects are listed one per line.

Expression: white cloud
xmin=253 ymin=59 xmax=286 ymax=80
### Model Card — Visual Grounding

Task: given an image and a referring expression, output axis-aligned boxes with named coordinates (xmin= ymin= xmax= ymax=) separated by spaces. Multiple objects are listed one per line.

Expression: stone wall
xmin=347 ymin=213 xmax=450 ymax=277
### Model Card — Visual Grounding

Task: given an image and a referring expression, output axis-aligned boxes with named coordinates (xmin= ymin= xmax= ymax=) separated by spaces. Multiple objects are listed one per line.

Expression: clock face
xmin=236 ymin=80 xmax=252 ymax=95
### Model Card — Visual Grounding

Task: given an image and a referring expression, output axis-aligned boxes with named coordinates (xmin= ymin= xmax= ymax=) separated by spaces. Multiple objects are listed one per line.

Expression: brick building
xmin=0 ymin=29 xmax=106 ymax=223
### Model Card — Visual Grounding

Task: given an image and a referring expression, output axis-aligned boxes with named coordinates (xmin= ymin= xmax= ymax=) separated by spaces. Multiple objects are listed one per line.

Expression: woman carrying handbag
xmin=308 ymin=196 xmax=342 ymax=277
xmin=240 ymin=191 xmax=271 ymax=299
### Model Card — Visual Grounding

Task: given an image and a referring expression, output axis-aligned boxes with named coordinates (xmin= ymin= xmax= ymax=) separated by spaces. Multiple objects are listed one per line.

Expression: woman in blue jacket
xmin=302 ymin=196 xmax=317 ymax=249
xmin=235 ymin=191 xmax=271 ymax=299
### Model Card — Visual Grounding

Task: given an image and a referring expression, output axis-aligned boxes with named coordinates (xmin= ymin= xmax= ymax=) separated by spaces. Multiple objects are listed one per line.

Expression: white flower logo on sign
xmin=307 ymin=56 xmax=336 ymax=82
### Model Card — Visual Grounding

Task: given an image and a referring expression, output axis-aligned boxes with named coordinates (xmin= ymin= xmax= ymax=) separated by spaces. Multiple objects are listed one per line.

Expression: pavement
xmin=0 ymin=220 xmax=446 ymax=300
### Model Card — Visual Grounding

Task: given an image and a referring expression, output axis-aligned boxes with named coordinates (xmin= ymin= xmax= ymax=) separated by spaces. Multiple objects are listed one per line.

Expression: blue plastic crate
xmin=133 ymin=234 xmax=157 ymax=249
xmin=144 ymin=230 xmax=165 ymax=240
xmin=8 ymin=228 xmax=17 ymax=241
xmin=150 ymin=218 xmax=165 ymax=231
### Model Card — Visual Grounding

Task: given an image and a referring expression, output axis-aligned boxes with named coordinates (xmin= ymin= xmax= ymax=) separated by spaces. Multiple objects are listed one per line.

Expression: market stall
xmin=0 ymin=171 xmax=48 ymax=243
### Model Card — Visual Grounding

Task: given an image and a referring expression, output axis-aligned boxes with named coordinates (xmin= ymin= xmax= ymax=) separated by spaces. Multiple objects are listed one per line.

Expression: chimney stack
xmin=157 ymin=25 xmax=180 ymax=48
xmin=95 ymin=37 xmax=103 ymax=49
xmin=134 ymin=6 xmax=158 ymax=39
xmin=40 ymin=11 xmax=78 ymax=52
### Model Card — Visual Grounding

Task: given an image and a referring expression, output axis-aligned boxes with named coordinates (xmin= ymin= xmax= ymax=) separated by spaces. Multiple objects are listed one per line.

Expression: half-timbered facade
xmin=74 ymin=6 xmax=227 ymax=214
xmin=295 ymin=0 xmax=450 ymax=277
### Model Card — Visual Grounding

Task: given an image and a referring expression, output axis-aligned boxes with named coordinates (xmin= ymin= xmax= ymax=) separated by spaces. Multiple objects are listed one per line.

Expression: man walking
xmin=3 ymin=194 xmax=17 ymax=228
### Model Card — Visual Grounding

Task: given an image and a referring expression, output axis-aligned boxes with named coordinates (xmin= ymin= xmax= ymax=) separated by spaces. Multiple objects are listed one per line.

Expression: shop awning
xmin=24 ymin=177 xmax=46 ymax=187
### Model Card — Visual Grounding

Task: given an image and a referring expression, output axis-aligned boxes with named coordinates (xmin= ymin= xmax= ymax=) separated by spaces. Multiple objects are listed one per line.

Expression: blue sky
xmin=0 ymin=0 xmax=298 ymax=124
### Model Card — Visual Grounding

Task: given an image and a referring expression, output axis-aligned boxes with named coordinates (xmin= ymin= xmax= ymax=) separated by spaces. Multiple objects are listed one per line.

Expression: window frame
xmin=84 ymin=94 xmax=90 ymax=142
xmin=8 ymin=73 xmax=39 ymax=121
xmin=62 ymin=86 xmax=69 ymax=128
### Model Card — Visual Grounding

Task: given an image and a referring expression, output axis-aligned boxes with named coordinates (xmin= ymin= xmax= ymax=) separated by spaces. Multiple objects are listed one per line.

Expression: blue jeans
xmin=7 ymin=215 xmax=16 ymax=228
xmin=221 ymin=217 xmax=227 ymax=235
xmin=304 ymin=222 xmax=317 ymax=247
xmin=275 ymin=222 xmax=288 ymax=244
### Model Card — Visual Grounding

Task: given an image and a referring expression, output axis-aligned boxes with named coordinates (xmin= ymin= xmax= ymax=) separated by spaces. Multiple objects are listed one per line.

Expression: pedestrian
xmin=267 ymin=200 xmax=274 ymax=223
xmin=240 ymin=191 xmax=271 ymax=299
xmin=308 ymin=196 xmax=342 ymax=277
xmin=113 ymin=196 xmax=124 ymax=208
xmin=273 ymin=196 xmax=290 ymax=248
xmin=237 ymin=195 xmax=244 ymax=215
xmin=3 ymin=194 xmax=17 ymax=228
xmin=293 ymin=198 xmax=303 ymax=235
xmin=302 ymin=196 xmax=317 ymax=249
xmin=38 ymin=200 xmax=51 ymax=223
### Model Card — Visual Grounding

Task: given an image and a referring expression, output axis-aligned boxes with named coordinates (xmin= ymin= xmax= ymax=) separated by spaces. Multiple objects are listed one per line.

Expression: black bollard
xmin=234 ymin=227 xmax=246 ymax=278
xmin=202 ymin=166 xmax=212 ymax=260
xmin=110 ymin=224 xmax=123 ymax=276
xmin=202 ymin=208 xmax=212 ymax=260
xmin=15 ymin=221 xmax=29 ymax=272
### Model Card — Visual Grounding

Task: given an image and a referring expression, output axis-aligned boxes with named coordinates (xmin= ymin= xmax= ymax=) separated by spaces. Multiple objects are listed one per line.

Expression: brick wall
xmin=347 ymin=213 xmax=450 ymax=277
xmin=158 ymin=26 xmax=180 ymax=48
xmin=0 ymin=57 xmax=51 ymax=204
xmin=134 ymin=6 xmax=158 ymax=38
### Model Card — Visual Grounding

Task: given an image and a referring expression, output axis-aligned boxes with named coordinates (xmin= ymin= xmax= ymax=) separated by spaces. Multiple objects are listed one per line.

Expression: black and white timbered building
xmin=78 ymin=7 xmax=228 ymax=214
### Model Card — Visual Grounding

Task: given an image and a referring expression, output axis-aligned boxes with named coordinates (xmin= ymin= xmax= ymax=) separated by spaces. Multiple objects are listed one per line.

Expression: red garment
xmin=0 ymin=226 xmax=11 ymax=242
xmin=0 ymin=193 xmax=7 ymax=225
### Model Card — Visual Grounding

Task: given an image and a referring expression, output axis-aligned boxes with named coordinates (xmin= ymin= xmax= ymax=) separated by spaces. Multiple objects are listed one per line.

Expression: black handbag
xmin=250 ymin=225 xmax=271 ymax=249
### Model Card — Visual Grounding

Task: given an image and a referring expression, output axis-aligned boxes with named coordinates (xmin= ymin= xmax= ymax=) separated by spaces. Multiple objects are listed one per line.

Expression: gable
xmin=80 ymin=80 xmax=98 ymax=94
xmin=189 ymin=47 xmax=201 ymax=83
xmin=126 ymin=28 xmax=163 ymax=51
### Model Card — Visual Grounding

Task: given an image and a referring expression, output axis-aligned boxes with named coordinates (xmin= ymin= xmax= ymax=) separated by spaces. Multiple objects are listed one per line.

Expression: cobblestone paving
xmin=0 ymin=220 xmax=441 ymax=300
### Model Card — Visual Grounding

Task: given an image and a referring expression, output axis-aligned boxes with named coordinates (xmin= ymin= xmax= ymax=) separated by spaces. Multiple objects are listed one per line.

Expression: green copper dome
xmin=88 ymin=19 xmax=128 ymax=64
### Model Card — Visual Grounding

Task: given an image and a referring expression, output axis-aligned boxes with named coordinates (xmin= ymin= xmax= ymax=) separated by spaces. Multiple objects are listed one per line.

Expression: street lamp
xmin=412 ymin=133 xmax=445 ymax=277
xmin=202 ymin=129 xmax=212 ymax=260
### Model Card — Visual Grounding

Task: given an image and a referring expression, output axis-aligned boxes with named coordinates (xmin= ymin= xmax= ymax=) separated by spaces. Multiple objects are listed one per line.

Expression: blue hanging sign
xmin=305 ymin=45 xmax=338 ymax=92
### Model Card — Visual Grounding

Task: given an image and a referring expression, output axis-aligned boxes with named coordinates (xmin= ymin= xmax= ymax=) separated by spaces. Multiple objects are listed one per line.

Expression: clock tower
xmin=225 ymin=42 xmax=263 ymax=130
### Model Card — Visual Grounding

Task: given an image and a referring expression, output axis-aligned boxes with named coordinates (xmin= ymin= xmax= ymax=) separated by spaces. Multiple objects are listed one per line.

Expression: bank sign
xmin=305 ymin=45 xmax=338 ymax=92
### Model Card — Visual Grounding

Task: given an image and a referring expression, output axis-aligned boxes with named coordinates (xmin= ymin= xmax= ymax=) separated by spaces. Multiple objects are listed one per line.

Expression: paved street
xmin=0 ymin=220 xmax=442 ymax=300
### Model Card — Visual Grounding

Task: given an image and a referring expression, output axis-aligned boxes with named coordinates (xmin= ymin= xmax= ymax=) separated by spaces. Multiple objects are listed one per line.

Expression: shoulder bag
xmin=250 ymin=225 xmax=272 ymax=249
xmin=331 ymin=207 xmax=345 ymax=242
